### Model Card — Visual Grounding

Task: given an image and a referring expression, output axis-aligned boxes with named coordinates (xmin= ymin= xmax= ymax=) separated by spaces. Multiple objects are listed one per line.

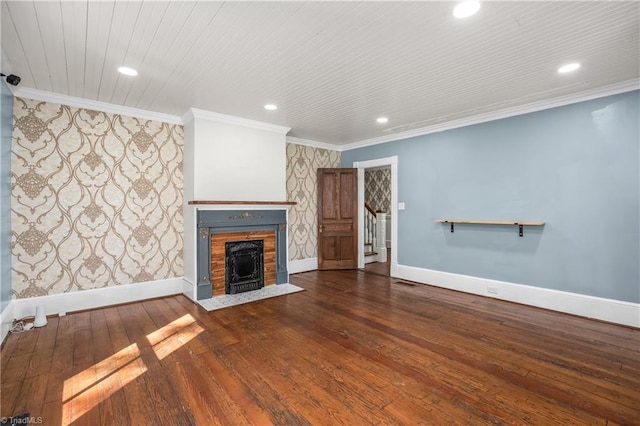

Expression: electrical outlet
xmin=487 ymin=286 xmax=498 ymax=295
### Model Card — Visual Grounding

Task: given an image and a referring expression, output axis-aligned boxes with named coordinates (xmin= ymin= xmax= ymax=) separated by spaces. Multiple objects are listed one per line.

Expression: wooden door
xmin=318 ymin=168 xmax=358 ymax=270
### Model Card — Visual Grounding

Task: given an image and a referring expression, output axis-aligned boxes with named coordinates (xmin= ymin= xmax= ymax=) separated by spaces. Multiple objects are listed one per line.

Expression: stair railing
xmin=364 ymin=202 xmax=377 ymax=253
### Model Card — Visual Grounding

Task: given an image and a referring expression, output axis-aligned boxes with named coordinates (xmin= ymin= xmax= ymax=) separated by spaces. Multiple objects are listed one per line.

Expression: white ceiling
xmin=2 ymin=1 xmax=639 ymax=147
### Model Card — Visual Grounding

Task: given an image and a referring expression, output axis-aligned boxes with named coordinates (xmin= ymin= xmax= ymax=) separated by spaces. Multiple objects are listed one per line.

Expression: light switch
xmin=398 ymin=202 xmax=406 ymax=210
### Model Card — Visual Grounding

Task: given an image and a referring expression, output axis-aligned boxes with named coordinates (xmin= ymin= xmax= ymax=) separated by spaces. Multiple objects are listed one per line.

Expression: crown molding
xmin=341 ymin=79 xmax=640 ymax=152
xmin=8 ymin=79 xmax=638 ymax=148
xmin=11 ymin=87 xmax=183 ymax=124
xmin=286 ymin=136 xmax=341 ymax=151
xmin=185 ymin=108 xmax=291 ymax=135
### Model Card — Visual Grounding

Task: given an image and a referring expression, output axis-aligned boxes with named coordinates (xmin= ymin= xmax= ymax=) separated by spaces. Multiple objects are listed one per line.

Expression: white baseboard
xmin=182 ymin=278 xmax=195 ymax=301
xmin=396 ymin=264 xmax=640 ymax=328
xmin=289 ymin=257 xmax=318 ymax=274
xmin=364 ymin=255 xmax=377 ymax=264
xmin=11 ymin=278 xmax=183 ymax=321
xmin=390 ymin=262 xmax=399 ymax=277
xmin=1 ymin=300 xmax=15 ymax=344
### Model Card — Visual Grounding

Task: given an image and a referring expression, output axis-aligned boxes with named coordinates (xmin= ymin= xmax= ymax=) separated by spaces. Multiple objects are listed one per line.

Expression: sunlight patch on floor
xmin=148 ymin=314 xmax=204 ymax=360
xmin=62 ymin=342 xmax=141 ymax=401
xmin=60 ymin=313 xmax=204 ymax=425
xmin=62 ymin=345 xmax=146 ymax=425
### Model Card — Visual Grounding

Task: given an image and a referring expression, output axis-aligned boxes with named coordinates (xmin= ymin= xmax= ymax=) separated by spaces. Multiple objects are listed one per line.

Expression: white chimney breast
xmin=182 ymin=109 xmax=291 ymax=300
xmin=184 ymin=109 xmax=290 ymax=201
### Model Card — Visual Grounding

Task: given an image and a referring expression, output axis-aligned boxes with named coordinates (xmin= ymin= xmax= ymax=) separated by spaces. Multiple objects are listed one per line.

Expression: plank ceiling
xmin=1 ymin=1 xmax=639 ymax=146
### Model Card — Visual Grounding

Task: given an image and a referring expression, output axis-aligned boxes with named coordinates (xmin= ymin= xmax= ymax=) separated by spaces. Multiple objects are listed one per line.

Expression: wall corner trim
xmin=286 ymin=136 xmax=340 ymax=151
xmin=10 ymin=278 xmax=184 ymax=321
xmin=182 ymin=277 xmax=195 ymax=301
xmin=395 ymin=264 xmax=640 ymax=328
xmin=189 ymin=108 xmax=291 ymax=134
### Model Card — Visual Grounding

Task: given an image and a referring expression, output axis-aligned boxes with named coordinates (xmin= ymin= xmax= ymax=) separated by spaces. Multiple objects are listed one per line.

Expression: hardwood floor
xmin=363 ymin=248 xmax=391 ymax=277
xmin=2 ymin=270 xmax=639 ymax=425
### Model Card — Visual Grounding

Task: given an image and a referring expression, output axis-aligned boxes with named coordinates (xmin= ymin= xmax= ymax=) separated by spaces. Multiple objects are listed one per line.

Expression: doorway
xmin=353 ymin=156 xmax=398 ymax=277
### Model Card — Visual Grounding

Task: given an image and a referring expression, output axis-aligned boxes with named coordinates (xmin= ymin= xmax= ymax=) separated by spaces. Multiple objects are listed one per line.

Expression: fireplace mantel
xmin=188 ymin=200 xmax=296 ymax=206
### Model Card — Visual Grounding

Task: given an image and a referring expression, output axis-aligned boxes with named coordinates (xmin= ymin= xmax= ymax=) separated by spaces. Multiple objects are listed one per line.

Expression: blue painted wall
xmin=0 ymin=82 xmax=12 ymax=312
xmin=342 ymin=91 xmax=640 ymax=303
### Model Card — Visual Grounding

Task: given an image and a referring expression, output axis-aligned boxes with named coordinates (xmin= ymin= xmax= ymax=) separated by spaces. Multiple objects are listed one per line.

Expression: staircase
xmin=364 ymin=203 xmax=377 ymax=263
xmin=364 ymin=203 xmax=387 ymax=264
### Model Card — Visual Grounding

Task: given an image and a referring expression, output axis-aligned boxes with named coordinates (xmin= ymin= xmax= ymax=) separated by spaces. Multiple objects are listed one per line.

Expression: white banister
xmin=375 ymin=212 xmax=387 ymax=262
xmin=365 ymin=205 xmax=376 ymax=253
xmin=365 ymin=204 xmax=390 ymax=264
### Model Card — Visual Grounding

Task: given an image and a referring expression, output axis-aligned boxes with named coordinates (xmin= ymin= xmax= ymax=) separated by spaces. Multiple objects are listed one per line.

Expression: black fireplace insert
xmin=225 ymin=239 xmax=264 ymax=294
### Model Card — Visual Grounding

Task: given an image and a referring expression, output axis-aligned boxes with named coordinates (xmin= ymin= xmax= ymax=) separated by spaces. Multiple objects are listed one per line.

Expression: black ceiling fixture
xmin=0 ymin=73 xmax=21 ymax=86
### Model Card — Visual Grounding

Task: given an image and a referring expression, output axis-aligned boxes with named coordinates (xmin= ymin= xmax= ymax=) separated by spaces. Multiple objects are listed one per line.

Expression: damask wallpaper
xmin=286 ymin=143 xmax=340 ymax=261
xmin=11 ymin=97 xmax=183 ymax=298
xmin=365 ymin=167 xmax=391 ymax=213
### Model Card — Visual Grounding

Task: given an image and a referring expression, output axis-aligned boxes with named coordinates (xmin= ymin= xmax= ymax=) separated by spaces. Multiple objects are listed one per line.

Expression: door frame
xmin=353 ymin=156 xmax=398 ymax=274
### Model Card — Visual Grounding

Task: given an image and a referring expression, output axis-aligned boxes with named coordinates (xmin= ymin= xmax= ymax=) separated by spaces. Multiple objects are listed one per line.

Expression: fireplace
xmin=225 ymin=239 xmax=264 ymax=294
xmin=196 ymin=209 xmax=289 ymax=299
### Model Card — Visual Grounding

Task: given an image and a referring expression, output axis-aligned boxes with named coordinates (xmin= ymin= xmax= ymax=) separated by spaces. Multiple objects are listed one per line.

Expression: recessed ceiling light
xmin=376 ymin=117 xmax=388 ymax=124
xmin=264 ymin=104 xmax=278 ymax=111
xmin=557 ymin=62 xmax=581 ymax=74
xmin=118 ymin=66 xmax=138 ymax=76
xmin=453 ymin=1 xmax=481 ymax=19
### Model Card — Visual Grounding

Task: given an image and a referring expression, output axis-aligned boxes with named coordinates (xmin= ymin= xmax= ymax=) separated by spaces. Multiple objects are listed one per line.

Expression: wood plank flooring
xmin=1 ymin=270 xmax=639 ymax=425
xmin=364 ymin=258 xmax=391 ymax=277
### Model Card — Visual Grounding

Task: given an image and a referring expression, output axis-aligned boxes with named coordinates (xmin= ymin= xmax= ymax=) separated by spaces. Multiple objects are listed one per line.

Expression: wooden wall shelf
xmin=189 ymin=200 xmax=296 ymax=206
xmin=435 ymin=219 xmax=545 ymax=237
